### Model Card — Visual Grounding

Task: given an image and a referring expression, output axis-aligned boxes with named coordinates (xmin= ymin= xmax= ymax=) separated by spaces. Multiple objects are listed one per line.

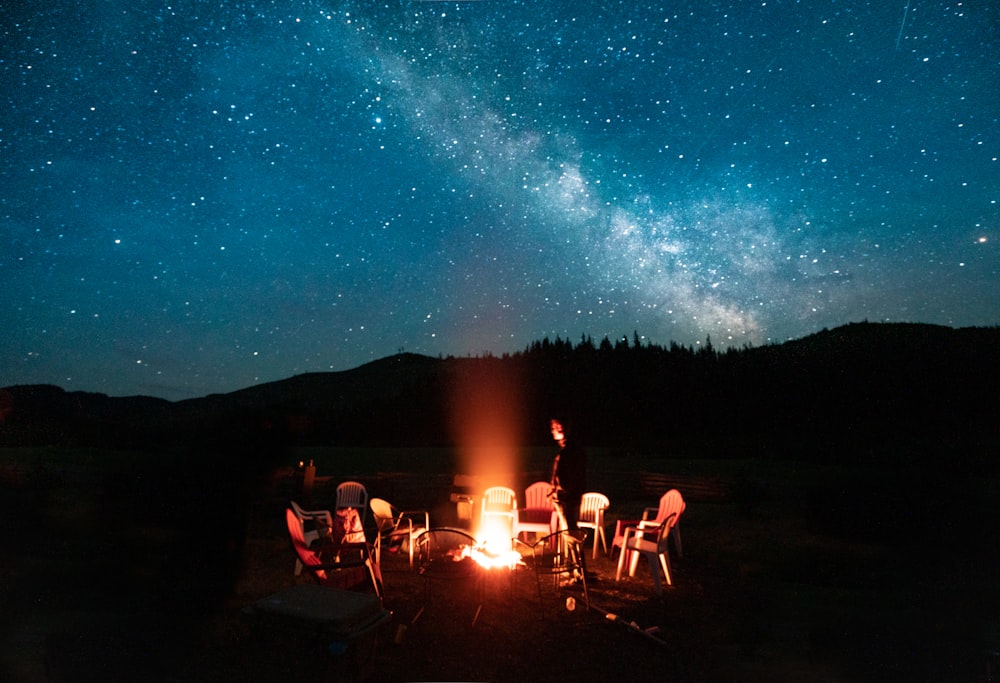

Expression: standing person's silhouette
xmin=549 ymin=417 xmax=587 ymax=531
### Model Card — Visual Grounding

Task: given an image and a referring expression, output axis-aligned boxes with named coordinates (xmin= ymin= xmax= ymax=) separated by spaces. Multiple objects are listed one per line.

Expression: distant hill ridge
xmin=1 ymin=322 xmax=997 ymax=461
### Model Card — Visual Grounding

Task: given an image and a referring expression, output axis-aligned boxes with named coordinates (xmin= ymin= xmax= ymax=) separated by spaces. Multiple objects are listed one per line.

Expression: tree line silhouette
xmin=1 ymin=322 xmax=997 ymax=471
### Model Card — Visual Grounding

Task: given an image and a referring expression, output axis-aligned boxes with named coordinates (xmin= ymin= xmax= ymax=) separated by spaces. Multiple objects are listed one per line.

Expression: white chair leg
xmin=590 ymin=524 xmax=608 ymax=558
xmin=294 ymin=559 xmax=303 ymax=576
xmin=672 ymin=526 xmax=683 ymax=558
xmin=659 ymin=552 xmax=672 ymax=586
xmin=615 ymin=545 xmax=628 ymax=582
xmin=610 ymin=520 xmax=625 ymax=560
xmin=628 ymin=546 xmax=641 ymax=576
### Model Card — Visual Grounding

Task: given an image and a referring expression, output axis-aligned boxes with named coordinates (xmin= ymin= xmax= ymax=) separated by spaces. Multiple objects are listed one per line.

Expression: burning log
xmin=461 ymin=542 xmax=524 ymax=571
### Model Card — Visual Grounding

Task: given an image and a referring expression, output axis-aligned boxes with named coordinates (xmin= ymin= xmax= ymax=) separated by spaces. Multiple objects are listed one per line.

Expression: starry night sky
xmin=3 ymin=1 xmax=997 ymax=400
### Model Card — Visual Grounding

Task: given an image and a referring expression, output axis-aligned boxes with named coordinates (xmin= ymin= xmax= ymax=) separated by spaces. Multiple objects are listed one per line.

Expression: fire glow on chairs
xmin=480 ymin=486 xmax=517 ymax=540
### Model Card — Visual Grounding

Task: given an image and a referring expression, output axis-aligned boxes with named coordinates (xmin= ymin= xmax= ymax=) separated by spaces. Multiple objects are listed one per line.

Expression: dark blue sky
xmin=3 ymin=1 xmax=997 ymax=400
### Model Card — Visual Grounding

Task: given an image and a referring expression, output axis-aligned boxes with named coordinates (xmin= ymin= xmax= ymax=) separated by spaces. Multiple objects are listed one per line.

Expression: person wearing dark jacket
xmin=549 ymin=417 xmax=587 ymax=531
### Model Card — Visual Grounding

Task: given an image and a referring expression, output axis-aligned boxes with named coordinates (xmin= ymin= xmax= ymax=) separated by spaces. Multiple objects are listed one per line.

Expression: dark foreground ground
xmin=2 ymin=449 xmax=998 ymax=682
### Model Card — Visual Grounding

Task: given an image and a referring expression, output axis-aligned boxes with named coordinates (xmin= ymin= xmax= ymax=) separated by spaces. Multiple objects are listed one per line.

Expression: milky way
xmin=2 ymin=1 xmax=997 ymax=399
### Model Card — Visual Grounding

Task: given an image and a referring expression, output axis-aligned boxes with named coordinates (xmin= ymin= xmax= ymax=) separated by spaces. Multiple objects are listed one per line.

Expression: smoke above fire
xmin=447 ymin=360 xmax=527 ymax=494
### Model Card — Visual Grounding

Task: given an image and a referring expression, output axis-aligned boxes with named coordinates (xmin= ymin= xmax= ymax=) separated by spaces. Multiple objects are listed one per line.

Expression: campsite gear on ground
xmin=585 ymin=601 xmax=669 ymax=648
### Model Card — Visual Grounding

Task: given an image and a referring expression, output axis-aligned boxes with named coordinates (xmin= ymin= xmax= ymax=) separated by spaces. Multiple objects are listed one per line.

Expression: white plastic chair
xmin=370 ymin=497 xmax=429 ymax=569
xmin=612 ymin=488 xmax=685 ymax=561
xmin=577 ymin=492 xmax=610 ymax=558
xmin=614 ymin=512 xmax=677 ymax=595
xmin=289 ymin=499 xmax=333 ymax=576
xmin=480 ymin=486 xmax=517 ymax=542
xmin=622 ymin=488 xmax=685 ymax=579
xmin=336 ymin=481 xmax=369 ymax=526
xmin=514 ymin=481 xmax=556 ymax=542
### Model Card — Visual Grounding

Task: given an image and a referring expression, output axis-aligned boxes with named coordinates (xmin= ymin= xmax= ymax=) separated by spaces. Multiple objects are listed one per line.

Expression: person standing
xmin=549 ymin=417 xmax=587 ymax=531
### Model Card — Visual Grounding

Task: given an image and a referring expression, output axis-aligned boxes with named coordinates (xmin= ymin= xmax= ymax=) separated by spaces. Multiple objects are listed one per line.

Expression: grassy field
xmin=2 ymin=446 xmax=998 ymax=681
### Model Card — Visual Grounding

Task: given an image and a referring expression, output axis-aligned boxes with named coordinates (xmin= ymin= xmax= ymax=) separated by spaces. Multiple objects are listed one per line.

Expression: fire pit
xmin=412 ymin=526 xmax=525 ymax=626
xmin=462 ymin=538 xmax=524 ymax=571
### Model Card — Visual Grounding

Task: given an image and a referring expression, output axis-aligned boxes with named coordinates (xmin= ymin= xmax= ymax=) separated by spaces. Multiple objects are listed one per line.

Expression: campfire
xmin=438 ymin=519 xmax=524 ymax=570
xmin=423 ymin=363 xmax=590 ymax=620
xmin=465 ymin=512 xmax=522 ymax=569
xmin=461 ymin=537 xmax=524 ymax=571
xmin=445 ymin=365 xmax=532 ymax=570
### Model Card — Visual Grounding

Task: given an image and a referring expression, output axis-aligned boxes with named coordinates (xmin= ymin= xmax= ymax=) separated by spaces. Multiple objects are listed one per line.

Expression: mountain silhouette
xmin=2 ymin=322 xmax=997 ymax=466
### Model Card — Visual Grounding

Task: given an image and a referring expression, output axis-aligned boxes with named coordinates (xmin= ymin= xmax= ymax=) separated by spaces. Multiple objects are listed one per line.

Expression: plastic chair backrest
xmin=523 ymin=481 xmax=553 ymax=511
xmin=369 ymin=497 xmax=396 ymax=532
xmin=290 ymin=499 xmax=308 ymax=521
xmin=286 ymin=508 xmax=327 ymax=580
xmin=579 ymin=492 xmax=610 ymax=524
xmin=337 ymin=481 xmax=368 ymax=510
xmin=656 ymin=489 xmax=685 ymax=529
xmin=653 ymin=513 xmax=677 ymax=553
xmin=482 ymin=486 xmax=517 ymax=512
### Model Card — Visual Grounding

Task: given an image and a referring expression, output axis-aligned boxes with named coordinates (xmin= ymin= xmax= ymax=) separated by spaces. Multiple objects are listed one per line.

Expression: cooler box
xmin=245 ymin=584 xmax=388 ymax=640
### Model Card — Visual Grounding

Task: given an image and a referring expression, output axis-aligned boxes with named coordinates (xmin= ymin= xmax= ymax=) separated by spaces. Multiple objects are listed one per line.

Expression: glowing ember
xmin=462 ymin=519 xmax=523 ymax=569
xmin=460 ymin=543 xmax=524 ymax=570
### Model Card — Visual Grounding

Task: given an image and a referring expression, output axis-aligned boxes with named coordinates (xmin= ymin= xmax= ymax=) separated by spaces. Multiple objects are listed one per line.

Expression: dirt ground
xmin=187 ymin=513 xmax=995 ymax=683
xmin=198 ymin=532 xmax=720 ymax=683
xmin=3 ymin=457 xmax=997 ymax=682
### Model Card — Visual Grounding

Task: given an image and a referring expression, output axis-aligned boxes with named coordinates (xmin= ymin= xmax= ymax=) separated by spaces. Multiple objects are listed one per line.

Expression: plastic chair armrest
xmin=300 ymin=509 xmax=334 ymax=525
xmin=314 ymin=542 xmax=372 ymax=566
xmin=400 ymin=510 xmax=430 ymax=529
xmin=620 ymin=525 xmax=642 ymax=544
